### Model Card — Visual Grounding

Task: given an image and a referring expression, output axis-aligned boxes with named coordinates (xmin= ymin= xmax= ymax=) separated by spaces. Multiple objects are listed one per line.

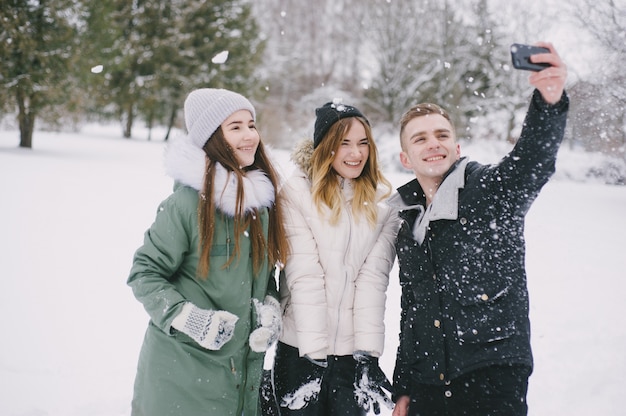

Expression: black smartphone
xmin=510 ymin=43 xmax=551 ymax=71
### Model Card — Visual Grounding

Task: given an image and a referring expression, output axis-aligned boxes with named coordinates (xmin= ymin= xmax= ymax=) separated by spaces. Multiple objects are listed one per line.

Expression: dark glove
xmin=353 ymin=351 xmax=394 ymax=415
xmin=280 ymin=355 xmax=327 ymax=410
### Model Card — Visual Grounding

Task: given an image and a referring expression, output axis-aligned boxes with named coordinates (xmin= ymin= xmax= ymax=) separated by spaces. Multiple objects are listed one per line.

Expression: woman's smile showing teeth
xmin=331 ymin=118 xmax=370 ymax=180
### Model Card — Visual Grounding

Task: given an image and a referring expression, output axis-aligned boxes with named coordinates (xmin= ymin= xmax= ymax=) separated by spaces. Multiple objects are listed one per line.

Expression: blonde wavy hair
xmin=310 ymin=116 xmax=391 ymax=227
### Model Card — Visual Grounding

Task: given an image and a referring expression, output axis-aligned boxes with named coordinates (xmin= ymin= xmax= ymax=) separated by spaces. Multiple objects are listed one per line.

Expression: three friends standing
xmin=127 ymin=42 xmax=568 ymax=415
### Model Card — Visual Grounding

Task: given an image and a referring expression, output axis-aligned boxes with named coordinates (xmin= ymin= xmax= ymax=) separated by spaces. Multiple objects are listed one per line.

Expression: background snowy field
xmin=1 ymin=124 xmax=625 ymax=415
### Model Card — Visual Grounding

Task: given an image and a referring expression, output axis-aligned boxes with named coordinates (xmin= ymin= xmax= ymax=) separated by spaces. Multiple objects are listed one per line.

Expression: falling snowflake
xmin=212 ymin=51 xmax=229 ymax=64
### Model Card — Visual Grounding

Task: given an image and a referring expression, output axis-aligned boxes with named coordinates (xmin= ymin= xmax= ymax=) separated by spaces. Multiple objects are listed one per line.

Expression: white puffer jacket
xmin=278 ymin=140 xmax=400 ymax=360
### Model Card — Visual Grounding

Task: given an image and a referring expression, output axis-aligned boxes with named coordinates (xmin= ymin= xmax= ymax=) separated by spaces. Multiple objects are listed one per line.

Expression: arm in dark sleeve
xmin=495 ymin=89 xmax=569 ymax=215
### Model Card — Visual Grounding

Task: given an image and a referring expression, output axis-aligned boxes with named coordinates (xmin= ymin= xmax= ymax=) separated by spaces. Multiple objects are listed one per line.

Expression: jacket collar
xmin=390 ymin=157 xmax=469 ymax=208
xmin=164 ymin=135 xmax=275 ymax=216
xmin=389 ymin=157 xmax=469 ymax=244
xmin=411 ymin=158 xmax=468 ymax=243
xmin=212 ymin=163 xmax=275 ymax=216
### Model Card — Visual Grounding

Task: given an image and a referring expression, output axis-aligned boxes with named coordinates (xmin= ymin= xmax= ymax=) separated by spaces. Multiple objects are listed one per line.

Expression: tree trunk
xmin=17 ymin=91 xmax=35 ymax=149
xmin=123 ymin=101 xmax=133 ymax=138
xmin=147 ymin=114 xmax=153 ymax=141
xmin=164 ymin=105 xmax=178 ymax=141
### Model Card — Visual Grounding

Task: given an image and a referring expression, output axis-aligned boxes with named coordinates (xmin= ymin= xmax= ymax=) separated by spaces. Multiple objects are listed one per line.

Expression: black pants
xmin=273 ymin=342 xmax=365 ymax=416
xmin=408 ymin=365 xmax=531 ymax=416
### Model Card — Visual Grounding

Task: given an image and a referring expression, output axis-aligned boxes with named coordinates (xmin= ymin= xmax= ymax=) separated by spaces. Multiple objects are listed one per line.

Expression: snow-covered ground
xmin=1 ymin=124 xmax=624 ymax=415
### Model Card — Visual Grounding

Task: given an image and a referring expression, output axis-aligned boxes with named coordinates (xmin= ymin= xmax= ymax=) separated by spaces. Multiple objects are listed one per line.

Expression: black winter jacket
xmin=391 ymin=90 xmax=569 ymax=396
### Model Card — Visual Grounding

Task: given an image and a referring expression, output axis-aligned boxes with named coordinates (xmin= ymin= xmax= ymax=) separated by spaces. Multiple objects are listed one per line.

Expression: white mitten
xmin=171 ymin=302 xmax=238 ymax=350
xmin=249 ymin=296 xmax=282 ymax=352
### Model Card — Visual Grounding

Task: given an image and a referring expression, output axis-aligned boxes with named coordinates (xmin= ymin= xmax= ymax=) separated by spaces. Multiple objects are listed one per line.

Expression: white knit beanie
xmin=184 ymin=88 xmax=256 ymax=149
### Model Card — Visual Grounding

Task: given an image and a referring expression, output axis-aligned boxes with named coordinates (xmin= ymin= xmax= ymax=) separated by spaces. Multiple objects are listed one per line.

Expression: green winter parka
xmin=127 ymin=136 xmax=278 ymax=416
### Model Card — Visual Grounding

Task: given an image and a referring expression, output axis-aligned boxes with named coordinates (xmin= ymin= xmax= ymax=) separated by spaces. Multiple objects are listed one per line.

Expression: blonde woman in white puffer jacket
xmin=271 ymin=100 xmax=400 ymax=416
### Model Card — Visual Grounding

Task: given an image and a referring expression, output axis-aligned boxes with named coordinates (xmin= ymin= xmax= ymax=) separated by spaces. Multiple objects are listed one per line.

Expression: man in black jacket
xmin=389 ymin=42 xmax=569 ymax=416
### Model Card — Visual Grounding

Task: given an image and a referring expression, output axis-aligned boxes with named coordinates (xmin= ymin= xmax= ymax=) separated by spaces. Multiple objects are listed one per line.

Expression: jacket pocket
xmin=171 ymin=327 xmax=199 ymax=345
xmin=453 ymin=280 xmax=517 ymax=345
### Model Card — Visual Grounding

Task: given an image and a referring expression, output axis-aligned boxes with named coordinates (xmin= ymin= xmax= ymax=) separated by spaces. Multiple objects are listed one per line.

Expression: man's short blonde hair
xmin=399 ymin=103 xmax=455 ymax=149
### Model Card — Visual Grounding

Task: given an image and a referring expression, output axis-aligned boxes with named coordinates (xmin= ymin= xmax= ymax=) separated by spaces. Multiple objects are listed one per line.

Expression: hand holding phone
xmin=510 ymin=43 xmax=551 ymax=71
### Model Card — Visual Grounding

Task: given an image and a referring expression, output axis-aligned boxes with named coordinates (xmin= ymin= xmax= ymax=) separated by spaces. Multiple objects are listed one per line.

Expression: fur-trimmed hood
xmin=290 ymin=139 xmax=315 ymax=180
xmin=163 ymin=136 xmax=275 ymax=216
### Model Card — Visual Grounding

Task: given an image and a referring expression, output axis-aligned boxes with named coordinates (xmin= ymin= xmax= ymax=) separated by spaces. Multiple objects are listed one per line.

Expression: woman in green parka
xmin=127 ymin=88 xmax=289 ymax=416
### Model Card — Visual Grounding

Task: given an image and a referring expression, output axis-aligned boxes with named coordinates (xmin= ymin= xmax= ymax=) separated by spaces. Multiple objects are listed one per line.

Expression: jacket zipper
xmin=226 ymin=216 xmax=231 ymax=270
xmin=332 ymin=200 xmax=352 ymax=352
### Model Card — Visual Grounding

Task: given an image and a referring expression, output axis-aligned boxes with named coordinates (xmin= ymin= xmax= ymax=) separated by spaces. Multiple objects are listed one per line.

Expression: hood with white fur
xmin=290 ymin=139 xmax=315 ymax=180
xmin=163 ymin=136 xmax=275 ymax=217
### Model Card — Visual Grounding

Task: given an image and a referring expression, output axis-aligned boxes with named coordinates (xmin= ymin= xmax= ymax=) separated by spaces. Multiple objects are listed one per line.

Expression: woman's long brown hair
xmin=196 ymin=127 xmax=289 ymax=278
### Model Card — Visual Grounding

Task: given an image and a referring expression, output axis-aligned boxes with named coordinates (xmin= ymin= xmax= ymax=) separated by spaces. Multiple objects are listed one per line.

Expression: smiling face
xmin=399 ymin=113 xmax=461 ymax=190
xmin=331 ymin=118 xmax=370 ymax=180
xmin=220 ymin=110 xmax=259 ymax=167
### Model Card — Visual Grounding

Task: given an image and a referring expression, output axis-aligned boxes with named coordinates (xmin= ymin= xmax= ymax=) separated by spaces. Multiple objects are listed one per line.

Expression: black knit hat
xmin=313 ymin=100 xmax=368 ymax=148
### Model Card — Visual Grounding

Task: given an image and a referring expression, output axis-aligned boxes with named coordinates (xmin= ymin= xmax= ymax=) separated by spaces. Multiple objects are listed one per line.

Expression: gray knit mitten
xmin=171 ymin=302 xmax=238 ymax=350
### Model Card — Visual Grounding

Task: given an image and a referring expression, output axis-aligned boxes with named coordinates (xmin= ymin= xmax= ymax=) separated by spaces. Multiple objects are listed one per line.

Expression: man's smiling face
xmin=399 ymin=113 xmax=461 ymax=186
